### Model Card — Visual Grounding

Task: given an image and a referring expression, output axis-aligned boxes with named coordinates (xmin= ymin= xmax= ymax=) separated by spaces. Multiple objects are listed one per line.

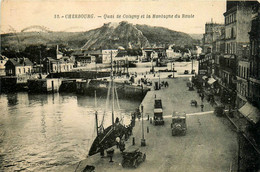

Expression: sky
xmin=0 ymin=0 xmax=228 ymax=34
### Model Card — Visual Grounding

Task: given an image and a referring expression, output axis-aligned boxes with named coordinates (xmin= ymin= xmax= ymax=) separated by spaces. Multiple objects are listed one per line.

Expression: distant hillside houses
xmin=166 ymin=45 xmax=202 ymax=59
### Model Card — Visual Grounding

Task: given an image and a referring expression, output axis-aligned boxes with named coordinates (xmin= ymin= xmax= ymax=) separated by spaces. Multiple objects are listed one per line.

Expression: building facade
xmin=5 ymin=58 xmax=33 ymax=76
xmin=249 ymin=3 xmax=260 ymax=109
xmin=101 ymin=49 xmax=118 ymax=64
xmin=0 ymin=55 xmax=8 ymax=76
xmin=223 ymin=0 xmax=258 ymax=108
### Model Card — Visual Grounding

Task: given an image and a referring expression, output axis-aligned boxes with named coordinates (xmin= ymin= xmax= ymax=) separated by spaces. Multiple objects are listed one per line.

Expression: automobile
xmin=154 ymin=99 xmax=162 ymax=109
xmin=184 ymin=70 xmax=189 ymax=74
xmin=171 ymin=112 xmax=187 ymax=136
xmin=153 ymin=108 xmax=164 ymax=125
xmin=214 ymin=105 xmax=225 ymax=117
xmin=190 ymin=100 xmax=198 ymax=107
xmin=122 ymin=147 xmax=146 ymax=168
xmin=82 ymin=165 xmax=95 ymax=172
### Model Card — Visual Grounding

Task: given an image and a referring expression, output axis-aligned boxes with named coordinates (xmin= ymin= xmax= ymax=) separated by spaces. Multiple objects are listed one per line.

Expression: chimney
xmin=56 ymin=45 xmax=63 ymax=59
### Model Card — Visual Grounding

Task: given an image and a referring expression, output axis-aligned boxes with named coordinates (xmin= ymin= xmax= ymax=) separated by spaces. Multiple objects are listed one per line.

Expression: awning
xmin=202 ymin=76 xmax=207 ymax=80
xmin=239 ymin=102 xmax=260 ymax=124
xmin=208 ymin=78 xmax=216 ymax=85
xmin=224 ymin=54 xmax=235 ymax=59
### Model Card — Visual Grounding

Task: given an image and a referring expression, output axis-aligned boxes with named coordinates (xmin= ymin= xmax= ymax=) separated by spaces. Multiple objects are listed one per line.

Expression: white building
xmin=102 ymin=49 xmax=118 ymax=63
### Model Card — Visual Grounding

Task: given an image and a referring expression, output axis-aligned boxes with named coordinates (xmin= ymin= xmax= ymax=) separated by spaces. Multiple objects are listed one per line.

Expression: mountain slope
xmin=81 ymin=22 xmax=150 ymax=50
xmin=136 ymin=24 xmax=196 ymax=47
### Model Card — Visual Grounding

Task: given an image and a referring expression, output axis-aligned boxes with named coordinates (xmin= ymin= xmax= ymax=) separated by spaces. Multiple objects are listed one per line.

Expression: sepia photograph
xmin=0 ymin=0 xmax=260 ymax=171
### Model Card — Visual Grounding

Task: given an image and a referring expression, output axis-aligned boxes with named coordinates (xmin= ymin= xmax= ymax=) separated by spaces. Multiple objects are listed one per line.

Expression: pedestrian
xmin=100 ymin=146 xmax=104 ymax=157
xmin=201 ymin=94 xmax=204 ymax=102
xmin=200 ymin=104 xmax=204 ymax=112
xmin=116 ymin=137 xmax=120 ymax=148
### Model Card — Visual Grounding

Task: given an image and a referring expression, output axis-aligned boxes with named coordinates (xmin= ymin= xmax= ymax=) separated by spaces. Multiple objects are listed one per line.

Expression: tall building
xmin=202 ymin=21 xmax=224 ymax=54
xmin=249 ymin=3 xmax=260 ymax=109
xmin=223 ymin=0 xmax=258 ymax=108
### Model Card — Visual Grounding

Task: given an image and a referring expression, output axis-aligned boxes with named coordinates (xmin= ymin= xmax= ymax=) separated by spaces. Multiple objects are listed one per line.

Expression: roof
xmin=46 ymin=56 xmax=74 ymax=63
xmin=172 ymin=111 xmax=186 ymax=118
xmin=208 ymin=78 xmax=216 ymax=85
xmin=239 ymin=102 xmax=260 ymax=124
xmin=6 ymin=58 xmax=33 ymax=66
xmin=154 ymin=108 xmax=163 ymax=113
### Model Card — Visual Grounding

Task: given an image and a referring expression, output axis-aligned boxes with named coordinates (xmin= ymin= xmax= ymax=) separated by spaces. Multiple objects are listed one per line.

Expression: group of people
xmin=161 ymin=81 xmax=169 ymax=88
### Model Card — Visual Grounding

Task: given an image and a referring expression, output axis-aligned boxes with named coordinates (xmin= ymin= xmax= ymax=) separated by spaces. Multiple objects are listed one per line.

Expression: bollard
xmin=147 ymin=126 xmax=149 ymax=133
xmin=147 ymin=115 xmax=149 ymax=121
xmin=100 ymin=147 xmax=104 ymax=158
xmin=132 ymin=137 xmax=135 ymax=145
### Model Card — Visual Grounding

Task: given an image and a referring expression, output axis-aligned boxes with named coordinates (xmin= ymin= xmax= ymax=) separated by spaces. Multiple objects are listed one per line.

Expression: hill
xmin=1 ymin=21 xmax=197 ymax=51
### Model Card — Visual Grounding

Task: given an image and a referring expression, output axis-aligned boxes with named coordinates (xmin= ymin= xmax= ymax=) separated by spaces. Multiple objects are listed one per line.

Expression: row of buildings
xmin=199 ymin=1 xmax=260 ymax=170
xmin=1 ymin=45 xmax=202 ymax=76
xmin=201 ymin=0 xmax=260 ymax=110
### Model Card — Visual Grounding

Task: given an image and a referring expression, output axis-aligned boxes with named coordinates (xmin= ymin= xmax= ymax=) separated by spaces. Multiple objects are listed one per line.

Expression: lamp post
xmin=141 ymin=104 xmax=146 ymax=146
xmin=172 ymin=62 xmax=175 ymax=78
xmin=159 ymin=70 xmax=161 ymax=90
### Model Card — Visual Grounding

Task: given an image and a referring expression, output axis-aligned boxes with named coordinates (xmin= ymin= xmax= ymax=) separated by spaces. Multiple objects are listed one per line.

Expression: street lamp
xmin=141 ymin=104 xmax=146 ymax=146
xmin=159 ymin=70 xmax=161 ymax=90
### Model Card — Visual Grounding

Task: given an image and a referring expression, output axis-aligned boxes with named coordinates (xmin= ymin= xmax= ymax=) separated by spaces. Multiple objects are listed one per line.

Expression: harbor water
xmin=0 ymin=92 xmax=141 ymax=171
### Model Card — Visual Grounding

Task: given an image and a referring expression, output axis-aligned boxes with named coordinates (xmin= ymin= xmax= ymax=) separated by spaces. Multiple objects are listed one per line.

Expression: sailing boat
xmin=88 ymin=52 xmax=127 ymax=156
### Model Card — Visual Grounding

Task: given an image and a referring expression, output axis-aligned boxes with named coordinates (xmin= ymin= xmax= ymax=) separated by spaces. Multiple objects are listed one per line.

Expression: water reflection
xmin=0 ymin=92 xmax=141 ymax=171
xmin=7 ymin=93 xmax=18 ymax=106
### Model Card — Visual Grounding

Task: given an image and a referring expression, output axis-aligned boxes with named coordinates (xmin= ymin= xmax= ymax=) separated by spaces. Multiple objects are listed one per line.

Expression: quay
xmin=64 ymin=77 xmax=238 ymax=172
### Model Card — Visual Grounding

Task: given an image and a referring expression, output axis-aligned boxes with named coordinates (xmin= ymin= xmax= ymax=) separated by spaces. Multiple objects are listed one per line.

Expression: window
xmin=19 ymin=68 xmax=21 ymax=74
xmin=252 ymin=41 xmax=255 ymax=55
xmin=28 ymin=68 xmax=30 ymax=73
xmin=244 ymin=67 xmax=246 ymax=78
xmin=231 ymin=28 xmax=234 ymax=38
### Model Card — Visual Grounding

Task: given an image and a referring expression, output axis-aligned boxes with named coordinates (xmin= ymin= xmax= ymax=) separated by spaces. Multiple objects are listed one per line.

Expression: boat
xmin=88 ymin=52 xmax=129 ymax=156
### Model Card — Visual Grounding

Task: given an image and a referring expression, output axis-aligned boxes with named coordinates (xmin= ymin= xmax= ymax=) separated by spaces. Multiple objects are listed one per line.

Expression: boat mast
xmin=95 ymin=90 xmax=99 ymax=136
xmin=111 ymin=51 xmax=115 ymax=127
